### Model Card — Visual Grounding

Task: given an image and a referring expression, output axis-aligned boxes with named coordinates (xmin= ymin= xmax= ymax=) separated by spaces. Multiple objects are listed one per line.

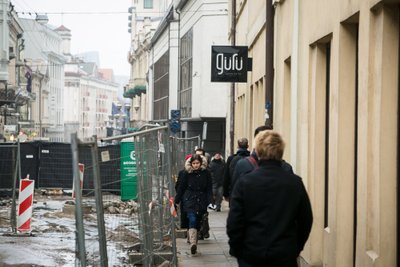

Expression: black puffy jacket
xmin=175 ymin=156 xmax=213 ymax=213
xmin=209 ymin=158 xmax=226 ymax=186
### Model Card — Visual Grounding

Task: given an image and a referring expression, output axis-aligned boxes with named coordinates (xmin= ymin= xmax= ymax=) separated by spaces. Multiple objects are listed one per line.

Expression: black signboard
xmin=211 ymin=46 xmax=248 ymax=82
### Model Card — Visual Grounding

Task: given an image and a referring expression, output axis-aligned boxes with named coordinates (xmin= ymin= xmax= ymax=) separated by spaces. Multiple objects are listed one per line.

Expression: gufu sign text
xmin=211 ymin=46 xmax=249 ymax=82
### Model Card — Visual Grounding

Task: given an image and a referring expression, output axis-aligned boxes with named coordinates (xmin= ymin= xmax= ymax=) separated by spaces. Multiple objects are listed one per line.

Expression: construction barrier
xmin=17 ymin=177 xmax=35 ymax=232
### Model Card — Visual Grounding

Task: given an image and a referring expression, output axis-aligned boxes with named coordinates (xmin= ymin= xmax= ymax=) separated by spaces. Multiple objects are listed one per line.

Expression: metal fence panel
xmin=20 ymin=142 xmax=40 ymax=182
xmin=134 ymin=127 xmax=176 ymax=266
xmin=94 ymin=126 xmax=178 ymax=266
xmin=0 ymin=144 xmax=14 ymax=190
xmin=170 ymin=136 xmax=200 ymax=181
xmin=0 ymin=142 xmax=120 ymax=191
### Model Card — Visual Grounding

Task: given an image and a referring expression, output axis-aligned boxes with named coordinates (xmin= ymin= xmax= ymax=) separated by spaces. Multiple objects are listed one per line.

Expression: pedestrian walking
xmin=209 ymin=152 xmax=225 ymax=212
xmin=194 ymin=147 xmax=211 ymax=239
xmin=232 ymin=126 xmax=294 ymax=185
xmin=174 ymin=154 xmax=213 ymax=255
xmin=223 ymin=137 xmax=250 ymax=202
xmin=227 ymin=130 xmax=313 ymax=267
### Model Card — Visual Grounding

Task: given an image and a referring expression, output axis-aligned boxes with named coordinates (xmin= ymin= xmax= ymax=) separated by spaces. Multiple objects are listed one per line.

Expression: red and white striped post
xmin=17 ymin=176 xmax=35 ymax=233
xmin=72 ymin=163 xmax=85 ymax=199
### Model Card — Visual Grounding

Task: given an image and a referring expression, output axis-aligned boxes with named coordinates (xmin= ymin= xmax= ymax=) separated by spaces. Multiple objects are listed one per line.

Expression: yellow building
xmin=230 ymin=0 xmax=268 ymax=147
xmin=233 ymin=0 xmax=398 ymax=266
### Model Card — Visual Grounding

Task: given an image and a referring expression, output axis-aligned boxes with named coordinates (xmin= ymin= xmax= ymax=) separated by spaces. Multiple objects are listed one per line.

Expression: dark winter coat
xmin=232 ymin=150 xmax=294 ymax=189
xmin=227 ymin=159 xmax=313 ymax=267
xmin=223 ymin=148 xmax=250 ymax=198
xmin=175 ymin=169 xmax=189 ymax=229
xmin=174 ymin=156 xmax=213 ymax=214
xmin=209 ymin=158 xmax=226 ymax=187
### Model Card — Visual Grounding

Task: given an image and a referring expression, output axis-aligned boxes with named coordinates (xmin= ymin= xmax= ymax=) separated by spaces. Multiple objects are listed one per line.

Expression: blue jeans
xmin=187 ymin=211 xmax=203 ymax=229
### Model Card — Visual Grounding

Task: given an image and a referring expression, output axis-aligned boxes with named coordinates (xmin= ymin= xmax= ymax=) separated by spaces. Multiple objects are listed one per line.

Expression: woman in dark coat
xmin=175 ymin=154 xmax=212 ymax=254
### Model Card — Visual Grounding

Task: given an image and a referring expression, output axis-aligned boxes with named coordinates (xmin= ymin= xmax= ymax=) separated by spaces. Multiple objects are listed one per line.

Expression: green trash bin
xmin=120 ymin=140 xmax=137 ymax=201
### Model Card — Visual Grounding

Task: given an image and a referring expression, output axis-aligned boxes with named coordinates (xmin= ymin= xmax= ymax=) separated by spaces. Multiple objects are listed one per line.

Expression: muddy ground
xmin=0 ymin=191 xmax=140 ymax=267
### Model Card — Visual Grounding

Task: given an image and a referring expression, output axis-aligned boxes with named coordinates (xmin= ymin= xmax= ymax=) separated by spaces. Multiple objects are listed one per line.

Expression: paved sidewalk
xmin=176 ymin=201 xmax=238 ymax=266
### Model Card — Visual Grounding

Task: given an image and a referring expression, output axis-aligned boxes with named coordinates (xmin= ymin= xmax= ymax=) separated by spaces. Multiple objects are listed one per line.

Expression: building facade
xmin=229 ymin=0 xmax=269 ymax=149
xmin=64 ymin=61 xmax=119 ymax=142
xmin=271 ymin=0 xmax=398 ymax=266
xmin=127 ymin=0 xmax=231 ymax=154
xmin=126 ymin=0 xmax=169 ymax=128
xmin=0 ymin=0 xmax=30 ymax=141
xmin=20 ymin=18 xmax=65 ymax=142
xmin=146 ymin=0 xmax=231 ymax=155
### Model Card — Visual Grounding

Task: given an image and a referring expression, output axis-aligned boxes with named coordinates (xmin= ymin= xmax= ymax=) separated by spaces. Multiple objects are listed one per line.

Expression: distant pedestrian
xmin=223 ymin=138 xmax=250 ymax=202
xmin=194 ymin=147 xmax=211 ymax=239
xmin=232 ymin=126 xmax=294 ymax=185
xmin=227 ymin=130 xmax=313 ymax=267
xmin=209 ymin=152 xmax=225 ymax=212
xmin=174 ymin=154 xmax=213 ymax=255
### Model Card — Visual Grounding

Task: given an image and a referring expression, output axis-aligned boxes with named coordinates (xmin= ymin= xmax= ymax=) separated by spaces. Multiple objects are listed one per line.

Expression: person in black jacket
xmin=175 ymin=154 xmax=212 ymax=255
xmin=227 ymin=130 xmax=313 ymax=267
xmin=193 ymin=148 xmax=210 ymax=239
xmin=209 ymin=152 xmax=226 ymax=212
xmin=233 ymin=126 xmax=294 ymax=185
xmin=223 ymin=138 xmax=250 ymax=202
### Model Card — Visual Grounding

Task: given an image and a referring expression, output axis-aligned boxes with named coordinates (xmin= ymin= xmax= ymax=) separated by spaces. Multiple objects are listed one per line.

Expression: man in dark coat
xmin=209 ymin=152 xmax=225 ymax=211
xmin=223 ymin=137 xmax=250 ymax=201
xmin=227 ymin=130 xmax=313 ymax=267
xmin=232 ymin=126 xmax=294 ymax=185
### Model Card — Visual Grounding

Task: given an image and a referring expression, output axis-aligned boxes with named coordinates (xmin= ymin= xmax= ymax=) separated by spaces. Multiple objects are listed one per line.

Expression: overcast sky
xmin=12 ymin=0 xmax=132 ymax=76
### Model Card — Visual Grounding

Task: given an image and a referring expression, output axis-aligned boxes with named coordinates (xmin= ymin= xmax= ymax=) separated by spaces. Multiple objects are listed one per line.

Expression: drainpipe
xmin=230 ymin=0 xmax=236 ymax=155
xmin=38 ymin=73 xmax=43 ymax=138
xmin=0 ymin=0 xmax=9 ymax=82
xmin=290 ymin=0 xmax=299 ymax=171
xmin=1 ymin=0 xmax=9 ymax=127
xmin=176 ymin=9 xmax=181 ymax=136
xmin=265 ymin=0 xmax=274 ymax=128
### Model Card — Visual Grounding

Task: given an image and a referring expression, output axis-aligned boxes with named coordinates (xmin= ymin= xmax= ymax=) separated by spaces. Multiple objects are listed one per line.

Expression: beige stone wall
xmin=234 ymin=0 xmax=267 ymax=147
xmin=273 ymin=0 xmax=398 ymax=266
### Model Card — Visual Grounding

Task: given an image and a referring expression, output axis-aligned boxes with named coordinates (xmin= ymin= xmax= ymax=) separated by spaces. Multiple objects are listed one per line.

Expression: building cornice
xmin=151 ymin=5 xmax=174 ymax=44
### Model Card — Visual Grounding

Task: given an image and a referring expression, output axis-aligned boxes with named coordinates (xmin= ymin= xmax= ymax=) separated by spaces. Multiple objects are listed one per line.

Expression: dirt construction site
xmin=0 ymin=190 xmax=144 ymax=267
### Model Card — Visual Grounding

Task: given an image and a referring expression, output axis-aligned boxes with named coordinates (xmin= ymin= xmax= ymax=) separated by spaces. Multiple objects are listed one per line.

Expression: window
xmin=153 ymin=51 xmax=169 ymax=120
xmin=180 ymin=29 xmax=193 ymax=118
xmin=144 ymin=0 xmax=153 ymax=9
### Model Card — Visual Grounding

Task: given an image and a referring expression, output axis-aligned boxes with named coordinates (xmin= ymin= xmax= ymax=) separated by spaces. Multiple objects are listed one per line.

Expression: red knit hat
xmin=185 ymin=154 xmax=192 ymax=161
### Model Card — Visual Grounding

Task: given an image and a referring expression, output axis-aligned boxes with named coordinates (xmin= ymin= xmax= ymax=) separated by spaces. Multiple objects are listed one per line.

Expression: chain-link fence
xmin=0 ymin=141 xmax=21 ymax=234
xmin=71 ymin=125 xmax=177 ymax=266
xmin=0 ymin=130 xmax=199 ymax=266
xmin=170 ymin=136 xmax=200 ymax=177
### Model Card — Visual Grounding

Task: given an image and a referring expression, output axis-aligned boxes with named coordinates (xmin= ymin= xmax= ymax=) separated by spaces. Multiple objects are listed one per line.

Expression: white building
xmin=63 ymin=61 xmax=119 ymax=142
xmin=126 ymin=0 xmax=170 ymax=128
xmin=20 ymin=17 xmax=65 ymax=142
xmin=146 ymin=0 xmax=230 ymax=154
xmin=58 ymin=24 xmax=119 ymax=142
xmin=127 ymin=0 xmax=230 ymax=153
